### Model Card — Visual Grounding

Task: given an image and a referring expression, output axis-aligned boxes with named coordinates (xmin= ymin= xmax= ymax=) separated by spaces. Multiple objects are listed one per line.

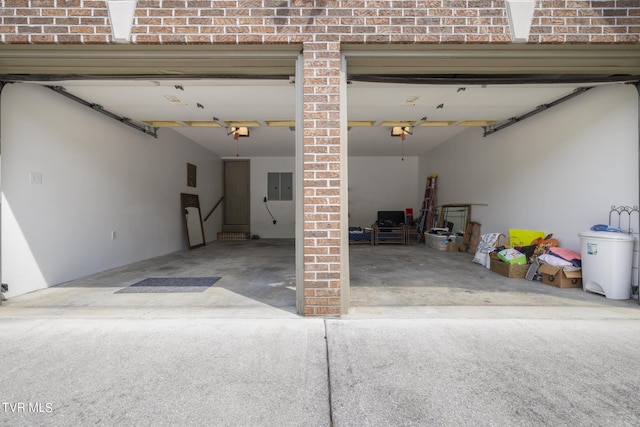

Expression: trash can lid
xmin=578 ymin=231 xmax=636 ymax=241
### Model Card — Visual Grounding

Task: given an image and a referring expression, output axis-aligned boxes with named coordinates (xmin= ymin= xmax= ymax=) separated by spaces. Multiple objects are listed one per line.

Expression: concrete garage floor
xmin=3 ymin=240 xmax=640 ymax=426
xmin=1 ymin=239 xmax=300 ymax=318
xmin=349 ymin=242 xmax=640 ymax=310
xmin=2 ymin=238 xmax=638 ymax=316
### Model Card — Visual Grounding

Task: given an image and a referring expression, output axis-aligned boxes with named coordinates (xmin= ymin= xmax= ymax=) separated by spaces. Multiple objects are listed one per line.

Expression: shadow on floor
xmin=5 ymin=239 xmax=640 ymax=314
xmin=9 ymin=239 xmax=297 ymax=315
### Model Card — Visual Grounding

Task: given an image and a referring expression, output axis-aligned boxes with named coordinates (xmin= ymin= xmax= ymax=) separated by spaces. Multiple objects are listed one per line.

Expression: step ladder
xmin=417 ymin=174 xmax=438 ymax=239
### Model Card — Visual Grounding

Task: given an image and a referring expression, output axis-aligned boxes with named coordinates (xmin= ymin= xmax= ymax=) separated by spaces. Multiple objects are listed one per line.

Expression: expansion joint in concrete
xmin=324 ymin=319 xmax=334 ymax=427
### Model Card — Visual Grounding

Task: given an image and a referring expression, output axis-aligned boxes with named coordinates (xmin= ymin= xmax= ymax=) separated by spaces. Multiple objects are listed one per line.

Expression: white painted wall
xmin=419 ymin=84 xmax=639 ymax=254
xmin=249 ymin=157 xmax=295 ymax=238
xmin=245 ymin=156 xmax=421 ymax=236
xmin=1 ymin=84 xmax=222 ymax=297
xmin=348 ymin=156 xmax=419 ymax=227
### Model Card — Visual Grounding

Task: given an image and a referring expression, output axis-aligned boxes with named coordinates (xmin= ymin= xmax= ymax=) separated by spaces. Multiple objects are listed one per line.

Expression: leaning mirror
xmin=438 ymin=204 xmax=471 ymax=235
xmin=181 ymin=193 xmax=206 ymax=249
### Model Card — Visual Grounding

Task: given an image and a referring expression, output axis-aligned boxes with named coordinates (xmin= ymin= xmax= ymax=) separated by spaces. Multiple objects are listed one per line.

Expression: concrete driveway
xmin=2 ymin=241 xmax=640 ymax=425
xmin=2 ymin=305 xmax=640 ymax=426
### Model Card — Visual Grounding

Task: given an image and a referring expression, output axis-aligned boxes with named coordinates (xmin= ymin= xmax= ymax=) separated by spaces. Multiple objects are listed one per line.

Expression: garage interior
xmin=1 ymin=46 xmax=640 ymax=314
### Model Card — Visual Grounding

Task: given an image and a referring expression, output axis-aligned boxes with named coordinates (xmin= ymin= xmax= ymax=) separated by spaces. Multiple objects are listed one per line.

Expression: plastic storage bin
xmin=425 ymin=233 xmax=449 ymax=251
xmin=578 ymin=231 xmax=636 ymax=299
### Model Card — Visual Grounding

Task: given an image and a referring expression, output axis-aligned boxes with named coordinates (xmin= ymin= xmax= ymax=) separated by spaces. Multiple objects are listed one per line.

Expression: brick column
xmin=301 ymin=40 xmax=345 ymax=316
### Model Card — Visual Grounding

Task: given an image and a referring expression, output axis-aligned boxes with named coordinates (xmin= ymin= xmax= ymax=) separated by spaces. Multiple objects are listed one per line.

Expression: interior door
xmin=223 ymin=160 xmax=250 ymax=233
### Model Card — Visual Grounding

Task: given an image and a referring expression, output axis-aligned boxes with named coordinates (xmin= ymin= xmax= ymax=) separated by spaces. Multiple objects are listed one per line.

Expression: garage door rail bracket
xmin=47 ymin=85 xmax=158 ymax=138
xmin=483 ymin=86 xmax=592 ymax=137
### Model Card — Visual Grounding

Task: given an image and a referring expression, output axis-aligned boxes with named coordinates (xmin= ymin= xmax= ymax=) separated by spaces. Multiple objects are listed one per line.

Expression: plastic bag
xmin=473 ymin=233 xmax=506 ymax=268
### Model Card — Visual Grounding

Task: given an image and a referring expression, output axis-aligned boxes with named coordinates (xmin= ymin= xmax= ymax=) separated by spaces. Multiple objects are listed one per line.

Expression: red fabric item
xmin=549 ymin=246 xmax=581 ymax=261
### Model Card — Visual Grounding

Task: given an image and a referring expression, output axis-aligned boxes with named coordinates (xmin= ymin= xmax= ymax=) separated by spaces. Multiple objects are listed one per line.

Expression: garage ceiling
xmin=26 ymin=77 xmax=611 ymax=157
xmin=2 ymin=45 xmax=638 ymax=158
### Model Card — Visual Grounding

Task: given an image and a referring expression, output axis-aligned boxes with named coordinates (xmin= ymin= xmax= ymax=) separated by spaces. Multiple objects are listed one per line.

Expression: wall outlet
xmin=29 ymin=172 xmax=42 ymax=184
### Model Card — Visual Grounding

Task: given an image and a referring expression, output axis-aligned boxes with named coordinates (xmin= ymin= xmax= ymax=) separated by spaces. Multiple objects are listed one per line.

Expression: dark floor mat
xmin=115 ymin=277 xmax=221 ymax=294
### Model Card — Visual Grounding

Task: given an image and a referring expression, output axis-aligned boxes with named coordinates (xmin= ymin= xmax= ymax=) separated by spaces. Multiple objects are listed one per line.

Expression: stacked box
xmin=489 ymin=252 xmax=529 ymax=278
xmin=538 ymin=264 xmax=582 ymax=288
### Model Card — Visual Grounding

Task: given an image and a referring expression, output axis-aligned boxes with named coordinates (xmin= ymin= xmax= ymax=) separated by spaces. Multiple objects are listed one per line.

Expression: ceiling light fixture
xmin=227 ymin=126 xmax=250 ymax=137
xmin=391 ymin=126 xmax=412 ymax=137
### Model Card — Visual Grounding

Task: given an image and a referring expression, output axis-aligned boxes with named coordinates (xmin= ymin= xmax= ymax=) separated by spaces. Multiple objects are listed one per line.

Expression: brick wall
xmin=302 ymin=40 xmax=343 ymax=316
xmin=1 ymin=1 xmax=639 ymax=45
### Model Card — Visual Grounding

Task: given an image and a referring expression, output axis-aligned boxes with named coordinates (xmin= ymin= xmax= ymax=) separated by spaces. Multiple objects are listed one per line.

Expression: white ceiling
xmin=36 ymin=78 xmax=603 ymax=157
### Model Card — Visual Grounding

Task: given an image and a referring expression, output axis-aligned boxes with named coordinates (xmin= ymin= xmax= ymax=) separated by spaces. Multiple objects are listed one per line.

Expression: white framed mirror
xmin=181 ymin=193 xmax=206 ymax=249
xmin=438 ymin=204 xmax=471 ymax=235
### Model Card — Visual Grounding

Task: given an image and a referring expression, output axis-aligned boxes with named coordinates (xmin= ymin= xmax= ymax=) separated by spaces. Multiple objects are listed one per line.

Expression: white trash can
xmin=578 ymin=231 xmax=636 ymax=299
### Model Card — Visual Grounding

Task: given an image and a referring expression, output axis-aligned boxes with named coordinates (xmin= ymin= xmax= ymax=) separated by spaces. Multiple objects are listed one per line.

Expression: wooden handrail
xmin=204 ymin=196 xmax=224 ymax=222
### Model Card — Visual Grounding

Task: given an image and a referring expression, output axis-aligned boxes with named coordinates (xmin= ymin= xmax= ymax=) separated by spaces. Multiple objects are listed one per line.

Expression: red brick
xmin=4 ymin=34 xmax=29 ymax=42
xmin=57 ymin=34 xmax=82 ymax=43
xmin=82 ymin=35 xmax=109 ymax=43
xmin=70 ymin=25 xmax=93 ymax=34
xmin=42 ymin=9 xmax=67 ymax=16
xmin=175 ymin=26 xmax=200 ymax=34
xmin=18 ymin=26 xmax=43 ymax=33
xmin=466 ymin=34 xmax=490 ymax=42
xmin=3 ymin=17 xmax=27 ymax=24
xmin=163 ymin=18 xmax=187 ymax=25
xmin=29 ymin=34 xmax=55 ymax=42
xmin=160 ymin=34 xmax=187 ymax=43
xmin=174 ymin=8 xmax=198 ymax=17
xmin=613 ymin=35 xmax=640 ymax=43
xmin=16 ymin=9 xmax=39 ymax=16
xmin=28 ymin=18 xmax=53 ymax=25
xmin=135 ymin=35 xmax=160 ymax=44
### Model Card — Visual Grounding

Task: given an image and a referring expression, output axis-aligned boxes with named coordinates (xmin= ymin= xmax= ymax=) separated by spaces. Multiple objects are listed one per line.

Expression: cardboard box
xmin=538 ymin=264 xmax=582 ymax=288
xmin=489 ymin=252 xmax=529 ymax=278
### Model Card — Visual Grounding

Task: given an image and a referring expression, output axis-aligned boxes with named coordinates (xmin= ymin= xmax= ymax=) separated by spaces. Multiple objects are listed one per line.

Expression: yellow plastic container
xmin=509 ymin=229 xmax=545 ymax=247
